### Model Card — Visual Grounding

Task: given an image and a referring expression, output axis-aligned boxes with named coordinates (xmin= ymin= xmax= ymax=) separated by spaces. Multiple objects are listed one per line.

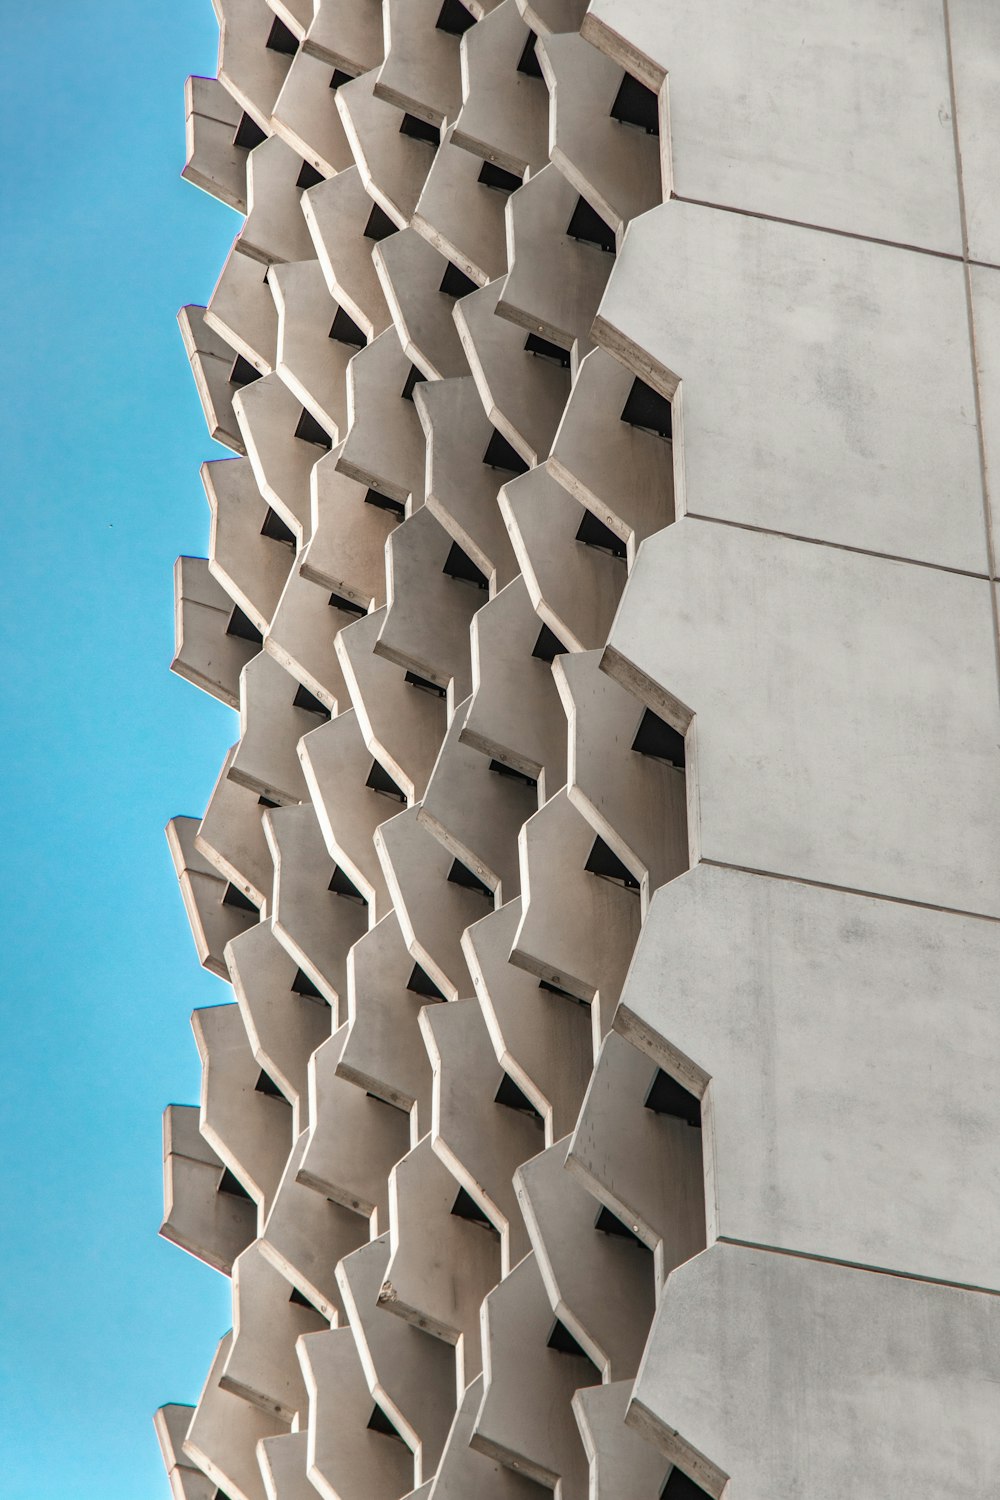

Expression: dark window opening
xmin=585 ymin=836 xmax=639 ymax=890
xmin=296 ymin=159 xmax=324 ymax=190
xmin=451 ymin=1186 xmax=499 ymax=1234
xmin=595 ymin=1205 xmax=649 ymax=1248
xmin=489 ymin=758 xmax=537 ymax=788
xmin=632 ymin=707 xmax=685 ymax=767
xmin=443 ymin=541 xmax=489 ymax=588
xmin=610 ymin=72 xmax=660 ymax=135
xmin=218 ymin=1167 xmax=253 ymax=1200
xmin=265 ymin=15 xmax=298 ymax=55
xmin=448 ymin=857 xmax=493 ymax=898
xmin=566 ymin=195 xmax=616 ymax=253
xmin=226 ymin=605 xmax=263 ymax=644
xmin=440 ymin=261 xmax=478 ymax=299
xmin=517 ymin=31 xmax=543 ymax=79
xmin=575 ymin=508 xmax=627 ymax=558
xmin=547 ymin=1319 xmax=596 ymax=1367
xmin=407 ymin=963 xmax=445 ymax=1000
xmin=293 ymin=682 xmax=331 ymax=717
xmin=261 ymin=505 xmax=296 ymax=545
xmin=539 ymin=978 xmax=582 ymax=1002
xmin=399 ymin=112 xmax=441 ymax=147
xmin=289 ymin=1286 xmax=322 ymax=1311
xmin=645 ymin=1068 xmax=702 ymax=1127
xmin=660 ymin=1469 xmax=713 ymax=1500
xmin=258 ymin=795 xmax=278 ymax=808
xmin=223 ymin=882 xmax=259 ymax=914
xmin=364 ymin=487 xmax=406 ymax=519
xmin=363 ymin=202 xmax=398 ymax=241
xmin=255 ymin=1069 xmax=287 ymax=1099
xmin=402 ymin=364 xmax=427 ymax=402
xmin=482 ymin=428 xmax=529 ymax=473
xmin=366 ymin=760 xmax=407 ymax=802
xmin=233 ymin=112 xmax=267 ymax=151
xmin=229 ymin=354 xmax=261 ymax=387
xmin=294 ymin=407 xmax=333 ymax=448
xmin=329 ymin=865 xmax=367 ymax=905
xmin=524 ymin=331 xmax=571 ymax=368
xmin=291 ymin=967 xmax=324 ymax=1000
xmin=620 ymin=376 xmax=672 ymax=439
xmin=329 ymin=305 xmax=366 ymax=346
xmin=405 ymin=670 xmax=446 ymax=697
xmin=367 ymin=1405 xmax=406 ymax=1443
xmin=531 ymin=623 xmax=568 ymax=663
xmin=329 ymin=67 xmax=354 ymax=90
xmin=436 ymin=0 xmax=476 ymax=35
xmin=478 ymin=159 xmax=523 ymax=194
xmin=495 ymin=1073 xmax=543 ymax=1120
xmin=329 ymin=592 xmax=367 ymax=618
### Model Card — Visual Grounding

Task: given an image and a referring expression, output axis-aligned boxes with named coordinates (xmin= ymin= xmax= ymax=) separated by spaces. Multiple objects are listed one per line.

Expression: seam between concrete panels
xmin=715 ymin=1237 xmax=1000 ymax=1299
xmin=699 ymin=858 xmax=1000 ymax=926
xmin=681 ymin=511 xmax=992 ymax=582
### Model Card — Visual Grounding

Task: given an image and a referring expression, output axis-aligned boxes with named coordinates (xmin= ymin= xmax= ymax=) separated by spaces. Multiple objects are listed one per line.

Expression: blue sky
xmin=0 ymin=5 xmax=251 ymax=1496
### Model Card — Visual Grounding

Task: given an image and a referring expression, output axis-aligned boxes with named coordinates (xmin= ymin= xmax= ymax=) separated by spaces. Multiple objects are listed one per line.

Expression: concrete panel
xmin=183 ymin=1332 xmax=287 ymax=1500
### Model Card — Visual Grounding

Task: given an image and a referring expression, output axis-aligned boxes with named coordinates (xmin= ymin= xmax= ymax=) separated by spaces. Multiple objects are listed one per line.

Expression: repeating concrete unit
xmin=157 ymin=2 xmax=1000 ymax=1497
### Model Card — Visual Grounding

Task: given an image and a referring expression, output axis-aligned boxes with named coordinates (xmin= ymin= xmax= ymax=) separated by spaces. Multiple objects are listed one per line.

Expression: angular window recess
xmin=289 ymin=1285 xmax=322 ymax=1311
xmin=329 ymin=591 xmax=367 ymax=618
xmin=296 ymin=159 xmax=324 ymax=190
xmin=293 ymin=682 xmax=331 ymax=717
xmin=365 ymin=487 xmax=406 ymax=519
xmin=367 ymin=1405 xmax=406 ymax=1443
xmin=366 ymin=760 xmax=407 ymax=802
xmin=660 ymin=1469 xmax=713 ymax=1500
xmin=451 ymin=1186 xmax=499 ymax=1234
xmin=547 ymin=1319 xmax=596 ymax=1366
xmin=595 ymin=1205 xmax=649 ymax=1248
xmin=610 ymin=72 xmax=660 ymax=135
xmin=489 ymin=758 xmax=537 ymax=788
xmin=261 ymin=505 xmax=296 ymax=545
xmin=329 ymin=864 xmax=367 ymax=905
xmin=436 ymin=0 xmax=476 ymax=35
xmin=399 ymin=112 xmax=441 ymax=147
xmin=226 ymin=605 xmax=264 ymax=644
xmin=255 ymin=1069 xmax=287 ymax=1099
xmin=294 ymin=407 xmax=333 ymax=448
xmin=223 ymin=882 xmax=260 ymax=913
xmin=407 ymin=963 xmax=446 ymax=1000
xmin=329 ymin=67 xmax=354 ymax=90
xmin=620 ymin=376 xmax=672 ymax=439
xmin=405 ymin=670 xmax=446 ymax=697
xmin=402 ymin=364 xmax=427 ymax=402
xmin=585 ymin=836 xmax=639 ymax=890
xmin=478 ymin=159 xmax=523 ymax=194
xmin=517 ymin=31 xmax=543 ymax=79
xmin=442 ymin=541 xmax=489 ymax=588
xmin=632 ymin=707 xmax=685 ymax=768
xmin=447 ymin=857 xmax=493 ymax=898
xmin=645 ymin=1068 xmax=702 ymax=1127
xmin=229 ymin=354 xmax=261 ymax=387
xmin=291 ymin=967 xmax=325 ymax=1000
xmin=363 ymin=202 xmax=398 ymax=242
xmin=233 ymin=112 xmax=267 ymax=151
xmin=213 ymin=1489 xmax=235 ymax=1500
xmin=482 ymin=428 xmax=529 ymax=473
xmin=575 ymin=509 xmax=627 ymax=559
xmin=258 ymin=795 xmax=278 ymax=808
xmin=439 ymin=261 xmax=478 ymax=299
xmin=495 ymin=1073 xmax=543 ymax=1120
xmin=566 ymin=195 xmax=616 ymax=253
xmin=329 ymin=305 xmax=366 ymax=347
xmin=524 ymin=331 xmax=571 ymax=369
xmin=532 ymin=623 xmax=569 ymax=663
xmin=218 ymin=1167 xmax=253 ymax=1201
xmin=265 ymin=14 xmax=298 ymax=54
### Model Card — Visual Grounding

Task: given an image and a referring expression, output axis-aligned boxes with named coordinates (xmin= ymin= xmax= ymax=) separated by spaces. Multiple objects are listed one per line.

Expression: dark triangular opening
xmin=531 ymin=624 xmax=568 ymax=663
xmin=440 ymin=260 xmax=478 ymax=298
xmin=517 ymin=31 xmax=543 ymax=78
xmin=265 ymin=15 xmax=298 ymax=54
xmin=366 ymin=760 xmax=407 ymax=802
xmin=585 ymin=836 xmax=639 ymax=889
xmin=261 ymin=505 xmax=295 ymax=545
xmin=289 ymin=1285 xmax=322 ymax=1311
xmin=229 ymin=354 xmax=261 ymax=387
xmin=329 ymin=67 xmax=354 ymax=90
xmin=595 ymin=1205 xmax=649 ymax=1248
xmin=644 ymin=1068 xmax=702 ymax=1127
xmin=406 ymin=963 xmax=445 ymax=1000
xmin=399 ymin=112 xmax=440 ymax=146
xmin=402 ymin=364 xmax=427 ymax=401
xmin=329 ymin=865 xmax=367 ymax=905
xmin=620 ymin=376 xmax=672 ymax=439
xmin=451 ymin=1186 xmax=498 ymax=1233
xmin=364 ymin=487 xmax=406 ymax=518
xmin=329 ymin=592 xmax=367 ymax=619
xmin=489 ymin=759 xmax=537 ymax=788
xmin=293 ymin=682 xmax=331 ymax=717
xmin=547 ymin=1319 xmax=596 ymax=1366
xmin=296 ymin=159 xmax=324 ymax=190
xmin=218 ymin=1167 xmax=253 ymax=1200
xmin=632 ymin=707 xmax=685 ymax=767
xmin=447 ymin=857 xmax=493 ymax=898
xmin=330 ymin=305 xmax=366 ymax=346
xmin=575 ymin=508 xmax=627 ymax=558
xmin=363 ymin=202 xmax=397 ymax=241
xmin=294 ymin=407 xmax=332 ymax=448
xmin=255 ymin=1069 xmax=286 ymax=1100
xmin=495 ymin=1073 xmax=543 ymax=1120
xmin=442 ymin=541 xmax=488 ymax=588
xmin=436 ymin=0 xmax=477 ymax=33
xmin=291 ymin=967 xmax=324 ymax=1000
xmin=367 ymin=1404 xmax=406 ymax=1442
xmin=610 ymin=72 xmax=660 ymax=135
xmin=566 ymin=195 xmax=616 ymax=252
xmin=660 ymin=1469 xmax=713 ymax=1500
xmin=233 ymin=112 xmax=267 ymax=151
xmin=482 ymin=428 xmax=529 ymax=473
xmin=226 ymin=605 xmax=263 ymax=643
xmin=223 ymin=882 xmax=259 ymax=914
xmin=405 ymin=670 xmax=446 ymax=697
xmin=524 ymin=330 xmax=571 ymax=368
xmin=478 ymin=159 xmax=522 ymax=194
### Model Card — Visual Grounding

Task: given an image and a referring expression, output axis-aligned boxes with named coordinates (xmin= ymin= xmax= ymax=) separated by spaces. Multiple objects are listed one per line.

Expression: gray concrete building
xmin=157 ymin=3 xmax=1000 ymax=1497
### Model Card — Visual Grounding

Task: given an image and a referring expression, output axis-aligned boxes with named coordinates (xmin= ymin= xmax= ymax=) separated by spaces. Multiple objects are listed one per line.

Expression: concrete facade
xmin=157 ymin=3 xmax=1000 ymax=1497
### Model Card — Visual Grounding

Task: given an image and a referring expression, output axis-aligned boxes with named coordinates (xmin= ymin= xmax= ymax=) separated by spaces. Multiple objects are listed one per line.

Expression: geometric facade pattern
xmin=156 ymin=3 xmax=1000 ymax=1497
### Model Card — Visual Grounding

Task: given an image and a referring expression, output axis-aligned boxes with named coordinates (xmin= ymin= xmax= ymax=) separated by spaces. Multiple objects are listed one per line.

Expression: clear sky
xmin=0 ymin=5 xmax=252 ymax=1496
